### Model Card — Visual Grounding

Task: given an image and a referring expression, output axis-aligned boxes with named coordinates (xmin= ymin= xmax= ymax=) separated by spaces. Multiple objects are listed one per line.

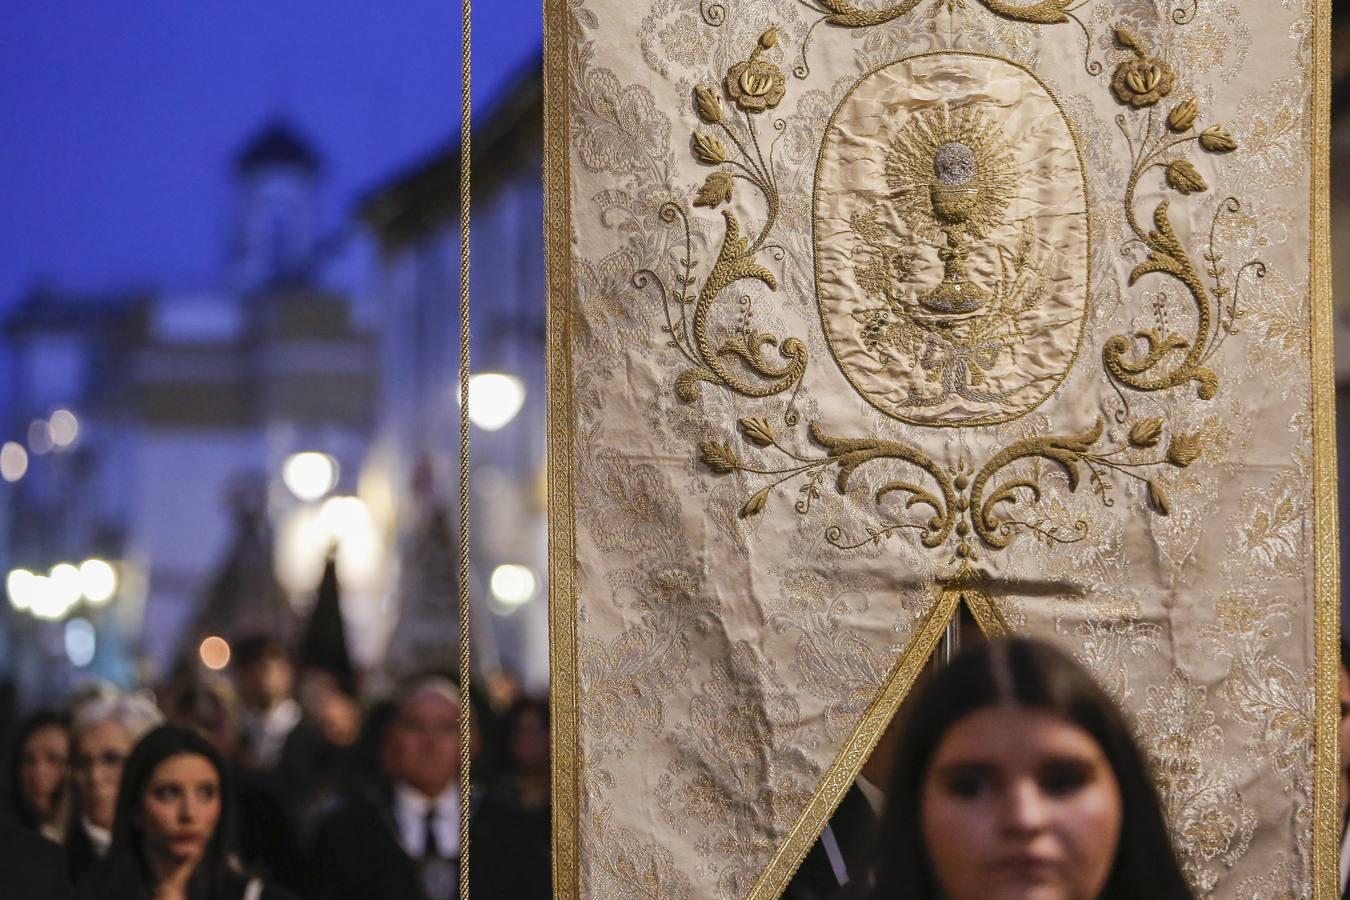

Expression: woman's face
xmin=73 ymin=721 xmax=134 ymax=830
xmin=920 ymin=707 xmax=1122 ymax=900
xmin=19 ymin=724 xmax=69 ymax=822
xmin=509 ymin=708 xmax=550 ymax=773
xmin=139 ymin=753 xmax=221 ymax=868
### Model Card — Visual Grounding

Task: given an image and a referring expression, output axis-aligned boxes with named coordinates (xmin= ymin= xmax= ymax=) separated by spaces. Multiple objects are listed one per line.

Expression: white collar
xmin=854 ymin=775 xmax=885 ymax=816
xmin=392 ymin=782 xmax=460 ymax=859
xmin=82 ymin=817 xmax=112 ymax=855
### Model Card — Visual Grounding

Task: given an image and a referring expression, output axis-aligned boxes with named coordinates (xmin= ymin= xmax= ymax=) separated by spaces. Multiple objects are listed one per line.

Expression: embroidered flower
xmin=1111 ymin=56 xmax=1175 ymax=108
xmin=724 ymin=29 xmax=785 ymax=114
xmin=1110 ymin=27 xmax=1175 ymax=108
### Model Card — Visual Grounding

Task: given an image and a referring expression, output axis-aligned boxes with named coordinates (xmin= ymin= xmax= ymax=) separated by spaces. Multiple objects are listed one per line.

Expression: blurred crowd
xmin=0 ymin=636 xmax=550 ymax=899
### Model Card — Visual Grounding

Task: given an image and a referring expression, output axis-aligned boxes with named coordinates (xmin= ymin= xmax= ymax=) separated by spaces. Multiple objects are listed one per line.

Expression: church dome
xmin=234 ymin=119 xmax=321 ymax=174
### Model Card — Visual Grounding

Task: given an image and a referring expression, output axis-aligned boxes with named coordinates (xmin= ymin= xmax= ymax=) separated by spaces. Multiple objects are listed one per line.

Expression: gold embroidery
xmin=1138 ymin=668 xmax=1258 ymax=893
xmin=545 ymin=1 xmax=1338 ymax=897
xmin=816 ymin=53 xmax=1089 ymax=428
xmin=700 ymin=413 xmax=1204 ymax=561
xmin=647 ymin=30 xmax=809 ymax=406
xmin=789 ymin=0 xmax=1101 ymax=79
xmin=1101 ymin=28 xmax=1264 ymax=402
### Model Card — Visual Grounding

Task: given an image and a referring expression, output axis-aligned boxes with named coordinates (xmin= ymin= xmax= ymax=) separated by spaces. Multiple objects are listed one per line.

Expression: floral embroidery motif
xmin=1101 ymin=28 xmax=1263 ymax=403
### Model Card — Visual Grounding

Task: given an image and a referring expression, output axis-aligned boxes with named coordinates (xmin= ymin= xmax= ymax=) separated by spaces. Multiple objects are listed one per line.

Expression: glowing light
xmin=49 ymin=409 xmax=79 ymax=448
xmin=79 ymin=559 xmax=118 ymax=605
xmin=276 ymin=495 xmax=383 ymax=597
xmin=466 ymin=373 xmax=526 ymax=431
xmin=489 ymin=564 xmax=537 ymax=613
xmin=49 ymin=563 xmax=83 ymax=610
xmin=282 ymin=452 xmax=339 ymax=502
xmin=29 ymin=576 xmax=67 ymax=621
xmin=1 ymin=442 xmax=28 ymax=482
xmin=64 ymin=618 xmax=96 ymax=667
xmin=199 ymin=636 xmax=231 ymax=670
xmin=7 ymin=569 xmax=35 ymax=611
xmin=27 ymin=420 xmax=52 ymax=456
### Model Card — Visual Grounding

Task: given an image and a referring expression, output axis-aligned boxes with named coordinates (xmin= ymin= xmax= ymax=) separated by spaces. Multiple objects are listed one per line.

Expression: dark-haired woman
xmin=4 ymin=709 xmax=71 ymax=842
xmin=83 ymin=725 xmax=294 ymax=900
xmin=863 ymin=636 xmax=1193 ymax=900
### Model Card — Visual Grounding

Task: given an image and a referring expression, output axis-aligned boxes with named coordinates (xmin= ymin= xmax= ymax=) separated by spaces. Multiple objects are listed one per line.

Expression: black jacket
xmin=304 ymin=782 xmax=549 ymax=900
xmin=0 ymin=820 xmax=75 ymax=900
xmin=782 ymin=784 xmax=879 ymax=900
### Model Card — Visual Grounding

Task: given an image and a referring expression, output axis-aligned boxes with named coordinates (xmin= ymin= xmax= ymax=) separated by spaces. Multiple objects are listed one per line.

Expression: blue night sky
xmin=0 ymin=2 xmax=541 ymax=311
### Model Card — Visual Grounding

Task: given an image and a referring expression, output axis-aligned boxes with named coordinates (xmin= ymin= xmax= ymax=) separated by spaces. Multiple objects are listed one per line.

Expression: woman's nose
xmin=1000 ymin=779 xmax=1050 ymax=832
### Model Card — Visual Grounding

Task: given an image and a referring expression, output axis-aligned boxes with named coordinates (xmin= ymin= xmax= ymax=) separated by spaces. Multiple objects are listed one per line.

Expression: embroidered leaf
xmin=692 ymin=131 xmax=728 ymax=165
xmin=1164 ymin=159 xmax=1208 ymax=195
xmin=1166 ymin=433 xmax=1203 ymax=468
xmin=694 ymin=171 xmax=734 ymax=208
xmin=1128 ymin=417 xmax=1165 ymax=448
xmin=1194 ymin=367 xmax=1219 ymax=400
xmin=1199 ymin=125 xmax=1238 ymax=153
xmin=693 ymin=84 xmax=723 ymax=124
xmin=738 ymin=416 xmax=775 ymax=447
xmin=1167 ymin=97 xmax=1199 ymax=132
xmin=740 ymin=487 xmax=770 ymax=518
xmin=819 ymin=0 xmax=921 ymax=27
xmin=1147 ymin=481 xmax=1171 ymax=516
xmin=980 ymin=0 xmax=1070 ymax=24
xmin=1114 ymin=26 xmax=1146 ymax=55
xmin=698 ymin=440 xmax=740 ymax=474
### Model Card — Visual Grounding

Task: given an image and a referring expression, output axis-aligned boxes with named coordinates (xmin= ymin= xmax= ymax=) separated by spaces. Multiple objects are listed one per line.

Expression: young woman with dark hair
xmin=83 ymin=725 xmax=293 ymax=900
xmin=4 ymin=708 xmax=71 ymax=842
xmin=862 ymin=637 xmax=1193 ymax=900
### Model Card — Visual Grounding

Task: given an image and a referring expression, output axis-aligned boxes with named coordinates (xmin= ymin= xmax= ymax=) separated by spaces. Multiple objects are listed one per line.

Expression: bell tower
xmin=232 ymin=119 xmax=321 ymax=292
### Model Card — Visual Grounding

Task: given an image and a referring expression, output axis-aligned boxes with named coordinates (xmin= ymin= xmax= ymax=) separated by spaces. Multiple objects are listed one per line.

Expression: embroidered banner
xmin=545 ymin=1 xmax=1337 ymax=897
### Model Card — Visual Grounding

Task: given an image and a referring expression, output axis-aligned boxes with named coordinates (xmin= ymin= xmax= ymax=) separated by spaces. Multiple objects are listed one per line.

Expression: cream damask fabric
xmin=546 ymin=1 xmax=1333 ymax=897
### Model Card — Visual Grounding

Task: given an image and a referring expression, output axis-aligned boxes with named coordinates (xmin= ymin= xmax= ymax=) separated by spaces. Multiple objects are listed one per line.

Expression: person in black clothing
xmin=0 ymin=817 xmax=74 ymax=899
xmin=305 ymin=675 xmax=549 ymax=900
xmin=3 ymin=708 xmax=71 ymax=842
xmin=163 ymin=674 xmax=304 ymax=893
xmin=82 ymin=725 xmax=294 ymax=900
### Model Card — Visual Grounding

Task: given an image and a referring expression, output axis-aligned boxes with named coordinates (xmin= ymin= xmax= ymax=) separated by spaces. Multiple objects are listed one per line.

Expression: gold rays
xmin=884 ymin=103 xmax=1018 ymax=242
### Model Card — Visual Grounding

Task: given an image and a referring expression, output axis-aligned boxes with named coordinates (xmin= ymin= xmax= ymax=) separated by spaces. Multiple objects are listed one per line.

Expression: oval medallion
xmin=814 ymin=53 xmax=1088 ymax=427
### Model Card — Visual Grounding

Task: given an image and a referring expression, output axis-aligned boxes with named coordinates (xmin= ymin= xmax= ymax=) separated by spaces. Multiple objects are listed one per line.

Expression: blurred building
xmin=357 ymin=67 xmax=548 ymax=691
xmin=1 ymin=120 xmax=378 ymax=700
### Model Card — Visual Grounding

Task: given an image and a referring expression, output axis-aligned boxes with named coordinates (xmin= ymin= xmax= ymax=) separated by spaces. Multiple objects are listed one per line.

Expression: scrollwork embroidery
xmin=1102 ymin=27 xmax=1264 ymax=403
xmin=643 ymin=29 xmax=808 ymax=405
xmin=698 ymin=413 xmax=1203 ymax=562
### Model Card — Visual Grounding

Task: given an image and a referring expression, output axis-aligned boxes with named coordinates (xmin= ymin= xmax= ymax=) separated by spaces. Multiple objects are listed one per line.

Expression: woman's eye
xmin=1039 ymin=763 xmax=1091 ymax=796
xmin=945 ymin=770 xmax=990 ymax=798
xmin=197 ymin=785 xmax=218 ymax=802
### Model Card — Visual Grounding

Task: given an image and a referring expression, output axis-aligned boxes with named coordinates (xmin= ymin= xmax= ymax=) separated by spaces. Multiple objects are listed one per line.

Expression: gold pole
xmin=457 ymin=0 xmax=473 ymax=895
